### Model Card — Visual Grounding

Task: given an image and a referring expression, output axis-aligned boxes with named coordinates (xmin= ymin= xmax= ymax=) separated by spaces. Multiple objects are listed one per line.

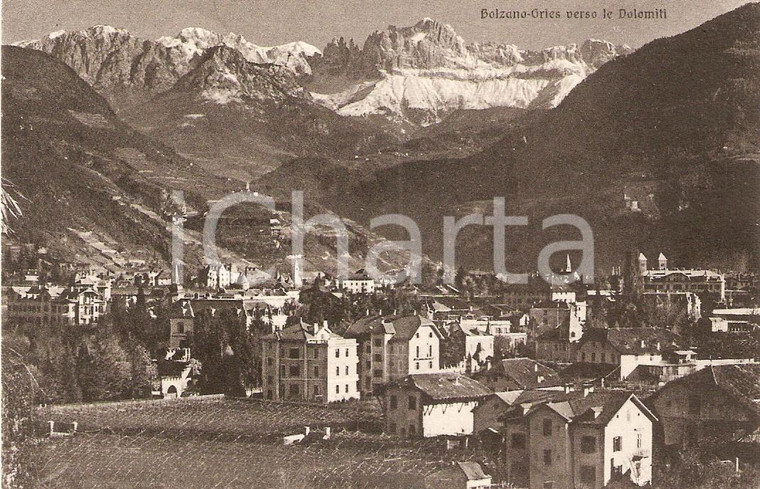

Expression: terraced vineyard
xmin=36 ymin=398 xmax=491 ymax=488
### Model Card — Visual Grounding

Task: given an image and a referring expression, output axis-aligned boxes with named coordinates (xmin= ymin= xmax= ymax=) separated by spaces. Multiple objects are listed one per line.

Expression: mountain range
xmin=5 ymin=4 xmax=760 ymax=278
xmin=17 ymin=20 xmax=630 ymax=125
xmin=259 ymin=3 xmax=760 ymax=272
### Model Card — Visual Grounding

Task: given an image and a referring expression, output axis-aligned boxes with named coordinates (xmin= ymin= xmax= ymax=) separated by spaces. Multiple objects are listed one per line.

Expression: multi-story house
xmin=344 ymin=315 xmax=442 ymax=397
xmin=575 ymin=328 xmax=681 ymax=379
xmin=648 ymin=364 xmax=760 ymax=449
xmin=503 ymin=390 xmax=657 ymax=489
xmin=639 ymin=253 xmax=726 ymax=302
xmin=4 ymin=284 xmax=105 ymax=326
xmin=261 ymin=321 xmax=359 ymax=404
xmin=380 ymin=372 xmax=491 ymax=438
xmin=336 ymin=269 xmax=376 ymax=294
xmin=447 ymin=321 xmax=495 ymax=373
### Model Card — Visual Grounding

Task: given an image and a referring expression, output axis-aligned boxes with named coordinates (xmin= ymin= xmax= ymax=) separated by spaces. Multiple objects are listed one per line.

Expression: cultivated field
xmin=35 ymin=397 xmax=490 ymax=488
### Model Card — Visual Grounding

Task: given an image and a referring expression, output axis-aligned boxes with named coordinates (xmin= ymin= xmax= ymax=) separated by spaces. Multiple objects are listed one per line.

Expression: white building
xmin=337 ymin=269 xmax=376 ymax=294
xmin=345 ymin=315 xmax=442 ymax=396
xmin=709 ymin=307 xmax=760 ymax=333
xmin=380 ymin=373 xmax=491 ymax=438
xmin=261 ymin=321 xmax=360 ymax=403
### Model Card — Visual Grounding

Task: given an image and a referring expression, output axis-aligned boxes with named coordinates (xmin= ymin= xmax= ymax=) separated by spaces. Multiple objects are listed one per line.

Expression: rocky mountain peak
xmin=173 ymin=45 xmax=308 ymax=104
xmin=580 ymin=39 xmax=633 ymax=68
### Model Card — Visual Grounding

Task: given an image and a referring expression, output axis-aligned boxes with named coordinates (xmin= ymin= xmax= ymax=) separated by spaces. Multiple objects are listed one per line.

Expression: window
xmin=373 ymin=369 xmax=383 ymax=378
xmin=613 ymin=436 xmax=622 ymax=452
xmin=591 ymin=352 xmax=596 ymax=362
xmin=345 ymin=366 xmax=350 ymax=375
xmin=415 ymin=362 xmax=420 ymax=370
xmin=280 ymin=365 xmax=286 ymax=376
xmin=313 ymin=349 xmax=319 ymax=359
xmin=390 ymin=395 xmax=397 ymax=410
xmin=409 ymin=424 xmax=416 ymax=435
xmin=637 ymin=433 xmax=643 ymax=449
xmin=428 ymin=362 xmax=433 ymax=369
xmin=542 ymin=419 xmax=552 ymax=436
xmin=313 ymin=385 xmax=319 ymax=396
xmin=510 ymin=433 xmax=526 ymax=449
xmin=580 ymin=466 xmax=596 ymax=485
xmin=373 ymin=354 xmax=382 ymax=362
xmin=581 ymin=435 xmax=596 ymax=453
xmin=289 ymin=384 xmax=299 ymax=396
xmin=581 ymin=353 xmax=586 ymax=361
xmin=428 ymin=345 xmax=432 ymax=357
xmin=267 ymin=358 xmax=273 ymax=366
xmin=336 ymin=366 xmax=340 ymax=376
xmin=336 ymin=385 xmax=340 ymax=394
xmin=335 ymin=349 xmax=340 ymax=358
xmin=374 ymin=338 xmax=382 ymax=347
xmin=289 ymin=348 xmax=300 ymax=359
xmin=345 ymin=348 xmax=350 ymax=357
xmin=289 ymin=366 xmax=300 ymax=377
xmin=408 ymin=396 xmax=417 ymax=410
xmin=313 ymin=366 xmax=319 ymax=377
xmin=345 ymin=384 xmax=349 ymax=393
xmin=543 ymin=449 xmax=552 ymax=466
xmin=416 ymin=346 xmax=420 ymax=357
xmin=429 ymin=332 xmax=433 ymax=338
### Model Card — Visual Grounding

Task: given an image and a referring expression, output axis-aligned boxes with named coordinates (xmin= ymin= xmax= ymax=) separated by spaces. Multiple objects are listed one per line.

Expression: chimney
xmin=563 ymin=384 xmax=571 ymax=394
xmin=640 ymin=340 xmax=646 ymax=348
xmin=49 ymin=421 xmax=55 ymax=436
xmin=583 ymin=384 xmax=594 ymax=397
xmin=304 ymin=426 xmax=310 ymax=436
xmin=534 ymin=363 xmax=539 ymax=372
xmin=325 ymin=427 xmax=331 ymax=439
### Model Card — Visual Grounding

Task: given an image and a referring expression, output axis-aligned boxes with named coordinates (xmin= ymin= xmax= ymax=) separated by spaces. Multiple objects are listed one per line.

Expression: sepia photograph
xmin=0 ymin=0 xmax=758 ymax=487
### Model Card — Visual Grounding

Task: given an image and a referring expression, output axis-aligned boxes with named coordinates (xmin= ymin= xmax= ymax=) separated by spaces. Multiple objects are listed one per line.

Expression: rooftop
xmin=386 ymin=373 xmax=492 ymax=402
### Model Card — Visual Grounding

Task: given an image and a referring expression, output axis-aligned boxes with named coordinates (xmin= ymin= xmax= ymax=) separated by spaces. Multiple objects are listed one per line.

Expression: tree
xmin=126 ymin=344 xmax=158 ymax=398
xmin=77 ymin=329 xmax=132 ymax=401
xmin=2 ymin=350 xmax=40 ymax=488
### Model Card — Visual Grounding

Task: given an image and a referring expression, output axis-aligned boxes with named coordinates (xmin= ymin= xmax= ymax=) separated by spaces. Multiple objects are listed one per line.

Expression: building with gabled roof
xmin=502 ymin=389 xmax=657 ymax=489
xmin=379 ymin=372 xmax=492 ymax=438
xmin=575 ymin=328 xmax=682 ymax=379
xmin=336 ymin=268 xmax=376 ymax=294
xmin=472 ymin=358 xmax=562 ymax=392
xmin=261 ymin=320 xmax=359 ymax=403
xmin=649 ymin=363 xmax=760 ymax=450
xmin=345 ymin=315 xmax=442 ymax=397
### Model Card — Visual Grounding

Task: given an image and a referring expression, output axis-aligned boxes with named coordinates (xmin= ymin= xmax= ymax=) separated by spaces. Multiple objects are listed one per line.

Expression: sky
xmin=2 ymin=0 xmax=752 ymax=50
